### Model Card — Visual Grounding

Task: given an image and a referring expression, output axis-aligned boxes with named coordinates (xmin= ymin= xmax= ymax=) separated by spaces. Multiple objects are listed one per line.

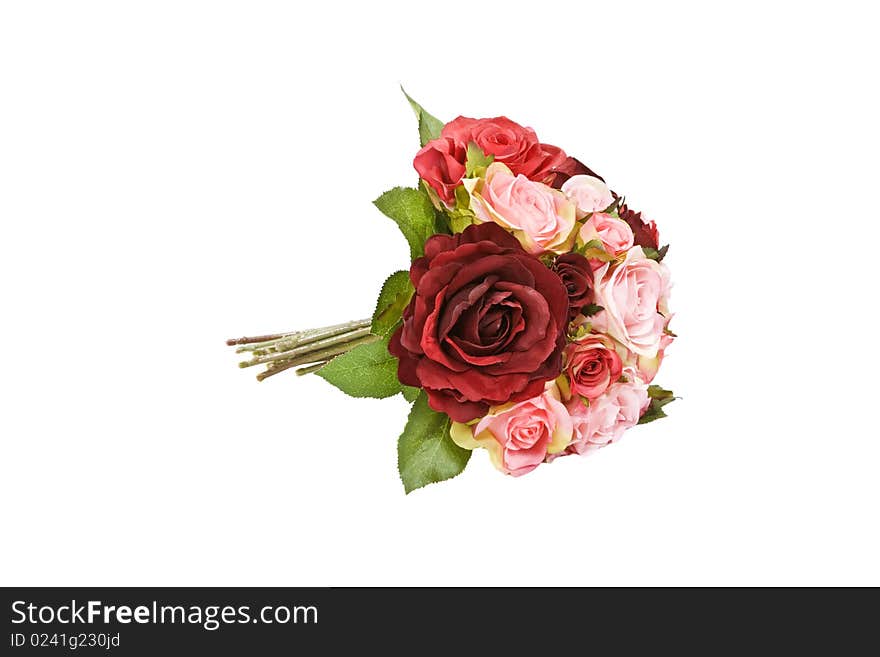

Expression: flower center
xmin=508 ymin=418 xmax=547 ymax=450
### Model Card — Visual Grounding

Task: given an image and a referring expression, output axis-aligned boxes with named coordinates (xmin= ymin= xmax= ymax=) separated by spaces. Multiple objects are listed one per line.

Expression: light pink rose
xmin=565 ymin=334 xmax=623 ymax=400
xmin=581 ymin=312 xmax=674 ymax=384
xmin=451 ymin=384 xmax=573 ymax=476
xmin=465 ymin=162 xmax=576 ymax=255
xmin=580 ymin=213 xmax=635 ymax=255
xmin=561 ymin=174 xmax=614 ymax=218
xmin=593 ymin=246 xmax=671 ymax=357
xmin=631 ymin=328 xmax=674 ymax=383
xmin=566 ymin=374 xmax=649 ymax=455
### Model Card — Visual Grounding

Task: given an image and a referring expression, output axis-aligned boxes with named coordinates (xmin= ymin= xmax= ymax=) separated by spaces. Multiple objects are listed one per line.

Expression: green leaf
xmin=642 ymin=245 xmax=669 ymax=262
xmin=374 ymin=186 xmax=441 ymax=260
xmin=638 ymin=404 xmax=667 ymax=424
xmin=648 ymin=385 xmax=675 ymax=401
xmin=445 ymin=185 xmax=476 ymax=234
xmin=316 ymin=336 xmax=401 ymax=399
xmin=372 ymin=271 xmax=414 ymax=338
xmin=583 ymin=247 xmax=616 ymax=262
xmin=575 ymin=239 xmax=615 ymax=262
xmin=582 ymin=303 xmax=604 ymax=317
xmin=448 ymin=211 xmax=476 ymax=234
xmin=570 ymin=323 xmax=591 ymax=340
xmin=398 ymin=392 xmax=471 ymax=493
xmin=465 ymin=142 xmax=494 ymax=177
xmin=656 ymin=244 xmax=669 ymax=261
xmin=638 ymin=385 xmax=677 ymax=425
xmin=401 ymin=385 xmax=420 ymax=403
xmin=401 ymin=87 xmax=444 ymax=147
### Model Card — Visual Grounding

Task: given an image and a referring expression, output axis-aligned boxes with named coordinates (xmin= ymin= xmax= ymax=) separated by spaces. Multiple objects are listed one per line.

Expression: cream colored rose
xmin=561 ymin=174 xmax=614 ymax=218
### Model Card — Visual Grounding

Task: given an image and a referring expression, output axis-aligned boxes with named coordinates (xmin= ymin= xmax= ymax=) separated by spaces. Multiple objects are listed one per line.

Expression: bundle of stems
xmin=227 ymin=318 xmax=376 ymax=381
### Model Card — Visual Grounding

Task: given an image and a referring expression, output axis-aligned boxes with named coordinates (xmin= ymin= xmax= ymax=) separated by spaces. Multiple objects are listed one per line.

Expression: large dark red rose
xmin=554 ymin=253 xmax=594 ymax=320
xmin=389 ymin=223 xmax=569 ymax=422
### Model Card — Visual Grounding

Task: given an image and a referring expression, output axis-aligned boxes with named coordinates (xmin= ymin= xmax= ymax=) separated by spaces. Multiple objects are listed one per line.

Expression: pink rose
xmin=450 ymin=384 xmax=573 ymax=477
xmin=465 ymin=162 xmax=576 ymax=254
xmin=565 ymin=335 xmax=623 ymax=400
xmin=561 ymin=174 xmax=614 ymax=217
xmin=593 ymin=246 xmax=672 ymax=357
xmin=631 ymin=329 xmax=674 ymax=383
xmin=413 ymin=137 xmax=467 ymax=205
xmin=579 ymin=213 xmax=634 ymax=255
xmin=584 ymin=313 xmax=674 ymax=384
xmin=567 ymin=374 xmax=649 ymax=455
xmin=442 ymin=116 xmax=567 ymax=182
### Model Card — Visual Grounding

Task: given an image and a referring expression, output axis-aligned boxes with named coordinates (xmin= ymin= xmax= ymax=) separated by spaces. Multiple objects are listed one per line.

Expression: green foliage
xmin=576 ymin=238 xmax=615 ymax=262
xmin=643 ymin=244 xmax=669 ymax=262
xmin=446 ymin=185 xmax=477 ymax=233
xmin=373 ymin=187 xmax=442 ymax=260
xmin=369 ymin=272 xmax=422 ymax=404
xmin=582 ymin=248 xmax=615 ymax=262
xmin=465 ymin=142 xmax=494 ymax=177
xmin=397 ymin=392 xmax=471 ymax=493
xmin=316 ymin=336 xmax=402 ymax=399
xmin=570 ymin=323 xmax=591 ymax=340
xmin=401 ymin=87 xmax=444 ymax=147
xmin=656 ymin=244 xmax=669 ymax=261
xmin=372 ymin=271 xmax=414 ymax=338
xmin=638 ymin=385 xmax=677 ymax=424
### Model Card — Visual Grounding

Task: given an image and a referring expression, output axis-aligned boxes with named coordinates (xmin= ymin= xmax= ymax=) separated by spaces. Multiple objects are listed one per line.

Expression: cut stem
xmin=295 ymin=361 xmax=330 ymax=376
xmin=226 ymin=331 xmax=296 ymax=347
xmin=228 ymin=318 xmax=374 ymax=382
xmin=239 ymin=326 xmax=373 ymax=368
xmin=256 ymin=359 xmax=302 ymax=381
xmin=228 ymin=319 xmax=370 ymax=352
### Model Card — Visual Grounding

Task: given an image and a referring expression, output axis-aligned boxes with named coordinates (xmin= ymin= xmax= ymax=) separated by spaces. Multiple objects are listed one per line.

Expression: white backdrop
xmin=2 ymin=1 xmax=878 ymax=586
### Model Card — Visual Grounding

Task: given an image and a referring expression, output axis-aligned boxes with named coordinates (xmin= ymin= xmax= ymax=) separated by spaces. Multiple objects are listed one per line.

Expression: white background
xmin=2 ymin=1 xmax=878 ymax=586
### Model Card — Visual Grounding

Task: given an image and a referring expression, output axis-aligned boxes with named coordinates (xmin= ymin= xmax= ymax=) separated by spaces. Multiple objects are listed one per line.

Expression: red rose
xmin=413 ymin=136 xmax=467 ymax=205
xmin=564 ymin=336 xmax=623 ymax=400
xmin=554 ymin=253 xmax=594 ymax=320
xmin=389 ymin=223 xmax=569 ymax=422
xmin=414 ymin=117 xmax=569 ymax=203
xmin=442 ymin=116 xmax=567 ymax=182
xmin=619 ymin=201 xmax=660 ymax=250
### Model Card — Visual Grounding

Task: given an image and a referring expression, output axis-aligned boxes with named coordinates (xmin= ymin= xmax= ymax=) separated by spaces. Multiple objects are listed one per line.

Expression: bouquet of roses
xmin=228 ymin=91 xmax=676 ymax=493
